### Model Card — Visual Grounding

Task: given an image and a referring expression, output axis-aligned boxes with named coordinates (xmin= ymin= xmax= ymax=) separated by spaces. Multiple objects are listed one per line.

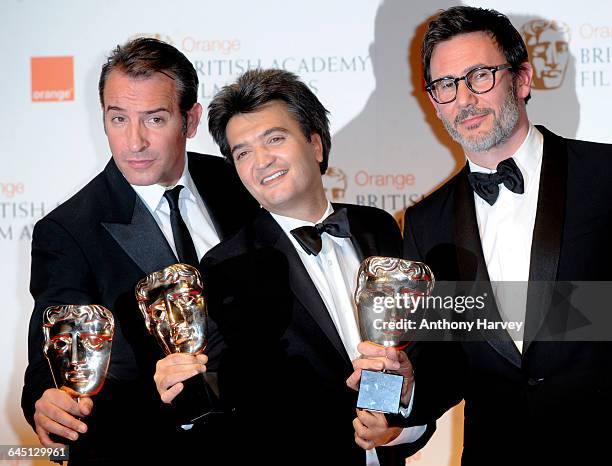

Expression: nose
xmin=70 ymin=333 xmax=85 ymax=365
xmin=455 ymin=79 xmax=478 ymax=108
xmin=127 ymin=122 xmax=149 ymax=153
xmin=545 ymin=45 xmax=558 ymax=68
xmin=253 ymin=146 xmax=275 ymax=170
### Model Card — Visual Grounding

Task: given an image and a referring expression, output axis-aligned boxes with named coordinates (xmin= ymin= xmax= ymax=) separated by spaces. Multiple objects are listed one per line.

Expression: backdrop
xmin=2 ymin=1 xmax=610 ymax=464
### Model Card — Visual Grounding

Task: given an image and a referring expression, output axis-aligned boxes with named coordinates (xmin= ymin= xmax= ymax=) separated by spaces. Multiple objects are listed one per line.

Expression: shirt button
xmin=327 ymin=260 xmax=333 ymax=266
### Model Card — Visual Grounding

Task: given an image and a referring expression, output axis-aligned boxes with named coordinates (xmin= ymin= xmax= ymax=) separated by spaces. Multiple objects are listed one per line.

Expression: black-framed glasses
xmin=425 ymin=64 xmax=513 ymax=104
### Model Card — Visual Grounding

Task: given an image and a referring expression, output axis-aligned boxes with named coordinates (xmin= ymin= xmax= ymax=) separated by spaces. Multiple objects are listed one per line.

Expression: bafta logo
xmin=522 ymin=20 xmax=571 ymax=90
xmin=323 ymin=167 xmax=348 ymax=201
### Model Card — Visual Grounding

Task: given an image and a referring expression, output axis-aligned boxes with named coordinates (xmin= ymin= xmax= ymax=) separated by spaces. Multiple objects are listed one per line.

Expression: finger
xmin=157 ymin=353 xmax=200 ymax=368
xmin=357 ymin=341 xmax=387 ymax=358
xmin=196 ymin=353 xmax=208 ymax=365
xmin=354 ymin=432 xmax=374 ymax=451
xmin=35 ymin=427 xmax=66 ymax=448
xmin=352 ymin=358 xmax=386 ymax=372
xmin=42 ymin=389 xmax=82 ymax=417
xmin=78 ymin=397 xmax=93 ymax=416
xmin=35 ymin=413 xmax=80 ymax=442
xmin=384 ymin=348 xmax=402 ymax=369
xmin=161 ymin=368 xmax=202 ymax=391
xmin=352 ymin=417 xmax=368 ymax=438
xmin=161 ymin=382 xmax=184 ymax=404
xmin=356 ymin=409 xmax=379 ymax=426
xmin=346 ymin=369 xmax=362 ymax=390
xmin=35 ymin=399 xmax=87 ymax=434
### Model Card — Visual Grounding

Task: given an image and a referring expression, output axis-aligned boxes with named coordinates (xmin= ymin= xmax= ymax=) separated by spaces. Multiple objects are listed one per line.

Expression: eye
xmin=470 ymin=70 xmax=490 ymax=81
xmin=150 ymin=307 xmax=165 ymax=321
xmin=234 ymin=150 xmax=250 ymax=162
xmin=83 ymin=335 xmax=105 ymax=350
xmin=52 ymin=338 xmax=70 ymax=353
xmin=147 ymin=116 xmax=165 ymax=126
xmin=268 ymin=135 xmax=285 ymax=144
xmin=110 ymin=115 xmax=126 ymax=124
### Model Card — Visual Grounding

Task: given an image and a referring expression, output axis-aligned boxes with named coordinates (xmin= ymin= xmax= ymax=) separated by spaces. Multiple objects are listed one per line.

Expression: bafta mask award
xmin=354 ymin=256 xmax=434 ymax=414
xmin=43 ymin=304 xmax=114 ymax=398
xmin=136 ymin=263 xmax=214 ymax=426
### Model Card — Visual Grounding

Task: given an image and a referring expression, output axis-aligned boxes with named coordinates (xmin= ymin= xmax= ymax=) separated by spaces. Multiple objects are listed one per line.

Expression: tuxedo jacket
xmin=22 ymin=153 xmax=259 ymax=464
xmin=399 ymin=126 xmax=612 ymax=465
xmin=200 ymin=205 xmax=433 ymax=466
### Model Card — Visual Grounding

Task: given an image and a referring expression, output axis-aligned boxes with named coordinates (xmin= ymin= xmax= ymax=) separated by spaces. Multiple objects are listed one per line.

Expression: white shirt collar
xmin=131 ymin=153 xmax=197 ymax=211
xmin=467 ymin=123 xmax=543 ymax=193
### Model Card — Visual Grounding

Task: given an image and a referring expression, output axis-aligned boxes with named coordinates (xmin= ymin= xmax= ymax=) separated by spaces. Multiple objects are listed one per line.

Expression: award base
xmin=172 ymin=375 xmax=221 ymax=428
xmin=356 ymin=370 xmax=403 ymax=414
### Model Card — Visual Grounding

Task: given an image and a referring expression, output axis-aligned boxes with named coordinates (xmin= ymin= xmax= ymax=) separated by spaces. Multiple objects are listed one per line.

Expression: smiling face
xmin=102 ymin=69 xmax=202 ymax=187
xmin=43 ymin=306 xmax=114 ymax=397
xmin=428 ymin=32 xmax=532 ymax=164
xmin=226 ymin=101 xmax=328 ymax=221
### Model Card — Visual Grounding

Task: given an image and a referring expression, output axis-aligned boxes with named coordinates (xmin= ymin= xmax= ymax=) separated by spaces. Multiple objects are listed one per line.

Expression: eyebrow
xmin=230 ymin=127 xmax=289 ymax=155
xmin=105 ymin=106 xmax=171 ymax=114
xmin=433 ymin=63 xmax=489 ymax=81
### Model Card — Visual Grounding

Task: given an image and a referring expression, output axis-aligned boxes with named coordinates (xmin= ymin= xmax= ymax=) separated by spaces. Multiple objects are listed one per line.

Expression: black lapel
xmin=454 ymin=165 xmax=522 ymax=368
xmin=523 ymin=126 xmax=567 ymax=354
xmin=334 ymin=203 xmax=374 ymax=261
xmin=255 ymin=213 xmax=350 ymax=363
xmin=100 ymin=159 xmax=177 ymax=275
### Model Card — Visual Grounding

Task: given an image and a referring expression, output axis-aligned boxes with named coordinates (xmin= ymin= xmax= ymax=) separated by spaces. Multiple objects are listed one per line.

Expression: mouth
xmin=66 ymin=369 xmax=93 ymax=382
xmin=171 ymin=327 xmax=192 ymax=345
xmin=542 ymin=70 xmax=562 ymax=78
xmin=126 ymin=159 xmax=155 ymax=170
xmin=261 ymin=169 xmax=288 ymax=185
xmin=458 ymin=113 xmax=489 ymax=129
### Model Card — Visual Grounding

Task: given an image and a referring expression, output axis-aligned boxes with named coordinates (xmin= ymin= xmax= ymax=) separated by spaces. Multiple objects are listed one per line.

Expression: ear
xmin=310 ymin=132 xmax=324 ymax=163
xmin=185 ymin=103 xmax=203 ymax=138
xmin=427 ymin=94 xmax=442 ymax=119
xmin=515 ymin=61 xmax=533 ymax=100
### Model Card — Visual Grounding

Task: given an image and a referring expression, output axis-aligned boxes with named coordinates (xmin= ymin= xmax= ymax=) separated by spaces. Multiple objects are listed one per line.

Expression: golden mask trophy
xmin=136 ymin=263 xmax=214 ymax=426
xmin=43 ymin=304 xmax=114 ymax=451
xmin=354 ymin=256 xmax=434 ymax=413
xmin=43 ymin=304 xmax=114 ymax=398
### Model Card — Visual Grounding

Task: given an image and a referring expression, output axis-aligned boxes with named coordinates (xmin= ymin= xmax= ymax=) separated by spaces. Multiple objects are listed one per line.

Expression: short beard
xmin=441 ymin=81 xmax=520 ymax=153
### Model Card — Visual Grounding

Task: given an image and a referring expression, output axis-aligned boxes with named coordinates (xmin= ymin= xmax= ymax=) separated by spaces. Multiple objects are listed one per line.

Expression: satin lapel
xmin=334 ymin=204 xmax=374 ymax=261
xmin=256 ymin=213 xmax=349 ymax=363
xmin=523 ymin=127 xmax=567 ymax=354
xmin=100 ymin=159 xmax=177 ymax=275
xmin=454 ymin=166 xmax=521 ymax=368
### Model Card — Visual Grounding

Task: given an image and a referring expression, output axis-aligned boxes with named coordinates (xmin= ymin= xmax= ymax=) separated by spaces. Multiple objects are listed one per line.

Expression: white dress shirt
xmin=272 ymin=202 xmax=426 ymax=465
xmin=131 ymin=154 xmax=221 ymax=261
xmin=468 ymin=124 xmax=544 ymax=352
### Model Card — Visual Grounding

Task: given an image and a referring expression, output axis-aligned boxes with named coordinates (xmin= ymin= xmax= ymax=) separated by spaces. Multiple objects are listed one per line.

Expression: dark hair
xmin=422 ymin=6 xmax=530 ymax=102
xmin=208 ymin=69 xmax=331 ymax=174
xmin=98 ymin=37 xmax=199 ymax=126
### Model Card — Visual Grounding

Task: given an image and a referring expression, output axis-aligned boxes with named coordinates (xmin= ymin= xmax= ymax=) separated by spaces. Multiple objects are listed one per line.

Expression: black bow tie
xmin=290 ymin=208 xmax=351 ymax=256
xmin=467 ymin=157 xmax=525 ymax=205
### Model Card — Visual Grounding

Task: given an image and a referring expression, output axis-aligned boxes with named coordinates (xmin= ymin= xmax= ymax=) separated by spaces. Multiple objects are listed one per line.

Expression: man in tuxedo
xmin=22 ymin=37 xmax=258 ymax=464
xmin=154 ymin=69 xmax=433 ymax=465
xmin=349 ymin=6 xmax=612 ymax=464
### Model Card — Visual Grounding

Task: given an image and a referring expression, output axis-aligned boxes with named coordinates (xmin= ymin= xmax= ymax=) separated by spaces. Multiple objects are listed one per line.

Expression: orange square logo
xmin=31 ymin=56 xmax=74 ymax=102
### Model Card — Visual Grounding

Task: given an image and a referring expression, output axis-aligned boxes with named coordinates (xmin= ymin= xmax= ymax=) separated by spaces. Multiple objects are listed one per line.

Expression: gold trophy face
xmin=43 ymin=305 xmax=114 ymax=398
xmin=136 ymin=264 xmax=207 ymax=355
xmin=355 ymin=256 xmax=435 ymax=349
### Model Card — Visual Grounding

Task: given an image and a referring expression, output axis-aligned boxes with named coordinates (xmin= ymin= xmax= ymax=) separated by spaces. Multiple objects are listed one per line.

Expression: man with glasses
xmin=348 ymin=6 xmax=612 ymax=465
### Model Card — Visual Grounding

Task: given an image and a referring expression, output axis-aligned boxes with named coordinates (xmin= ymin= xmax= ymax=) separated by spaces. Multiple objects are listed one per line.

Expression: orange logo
xmin=323 ymin=167 xmax=348 ymax=201
xmin=521 ymin=20 xmax=571 ymax=90
xmin=31 ymin=56 xmax=74 ymax=102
